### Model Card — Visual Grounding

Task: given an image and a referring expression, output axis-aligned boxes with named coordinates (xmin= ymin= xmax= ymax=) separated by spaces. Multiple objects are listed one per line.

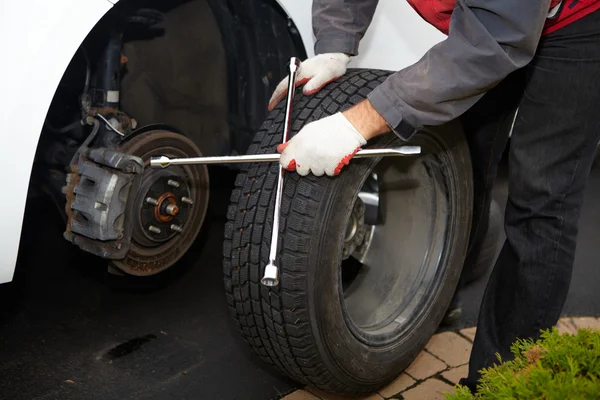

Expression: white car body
xmin=0 ymin=0 xmax=444 ymax=284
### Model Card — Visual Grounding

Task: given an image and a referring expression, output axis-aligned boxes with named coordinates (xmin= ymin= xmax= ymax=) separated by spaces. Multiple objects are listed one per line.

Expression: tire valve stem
xmin=146 ymin=197 xmax=159 ymax=206
xmin=149 ymin=225 xmax=161 ymax=234
xmin=168 ymin=179 xmax=180 ymax=188
xmin=170 ymin=224 xmax=183 ymax=233
xmin=181 ymin=197 xmax=194 ymax=205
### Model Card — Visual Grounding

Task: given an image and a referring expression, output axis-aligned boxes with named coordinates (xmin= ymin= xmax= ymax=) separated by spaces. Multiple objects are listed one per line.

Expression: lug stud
xmin=165 ymin=203 xmax=179 ymax=216
xmin=181 ymin=197 xmax=194 ymax=205
xmin=146 ymin=197 xmax=159 ymax=206
xmin=168 ymin=179 xmax=180 ymax=188
xmin=170 ymin=224 xmax=183 ymax=233
xmin=149 ymin=225 xmax=161 ymax=234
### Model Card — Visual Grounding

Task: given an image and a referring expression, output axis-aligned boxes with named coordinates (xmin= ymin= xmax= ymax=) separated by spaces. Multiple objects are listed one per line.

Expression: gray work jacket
xmin=312 ymin=0 xmax=552 ymax=140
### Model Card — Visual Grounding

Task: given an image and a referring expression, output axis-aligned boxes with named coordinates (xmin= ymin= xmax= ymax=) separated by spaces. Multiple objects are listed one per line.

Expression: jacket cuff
xmin=314 ymin=33 xmax=360 ymax=56
xmin=368 ymin=86 xmax=419 ymax=141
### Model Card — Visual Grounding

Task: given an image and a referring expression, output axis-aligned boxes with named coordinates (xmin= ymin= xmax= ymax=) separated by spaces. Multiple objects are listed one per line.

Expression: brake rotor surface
xmin=111 ymin=130 xmax=209 ymax=276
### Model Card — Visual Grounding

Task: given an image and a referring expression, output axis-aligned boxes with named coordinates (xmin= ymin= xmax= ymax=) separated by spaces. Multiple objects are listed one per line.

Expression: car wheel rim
xmin=340 ymin=140 xmax=452 ymax=346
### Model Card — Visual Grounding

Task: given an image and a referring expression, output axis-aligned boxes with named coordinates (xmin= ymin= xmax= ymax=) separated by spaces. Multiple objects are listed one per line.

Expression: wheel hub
xmin=134 ymin=168 xmax=193 ymax=246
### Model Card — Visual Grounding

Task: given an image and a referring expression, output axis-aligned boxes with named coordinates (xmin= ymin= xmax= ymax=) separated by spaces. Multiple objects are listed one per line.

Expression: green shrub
xmin=445 ymin=327 xmax=600 ymax=399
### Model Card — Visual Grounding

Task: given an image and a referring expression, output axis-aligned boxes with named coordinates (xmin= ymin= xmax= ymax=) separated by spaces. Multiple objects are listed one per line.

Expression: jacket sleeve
xmin=312 ymin=0 xmax=379 ymax=55
xmin=367 ymin=0 xmax=552 ymax=141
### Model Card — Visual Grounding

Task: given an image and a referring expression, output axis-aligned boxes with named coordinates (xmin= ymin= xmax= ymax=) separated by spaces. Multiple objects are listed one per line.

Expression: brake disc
xmin=110 ymin=129 xmax=210 ymax=276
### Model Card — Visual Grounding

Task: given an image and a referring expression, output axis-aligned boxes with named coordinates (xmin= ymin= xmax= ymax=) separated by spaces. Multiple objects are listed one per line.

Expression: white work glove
xmin=277 ymin=112 xmax=367 ymax=176
xmin=268 ymin=53 xmax=351 ymax=110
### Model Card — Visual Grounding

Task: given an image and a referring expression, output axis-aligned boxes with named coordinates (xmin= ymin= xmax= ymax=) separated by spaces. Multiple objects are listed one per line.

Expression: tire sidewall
xmin=304 ymin=123 xmax=472 ymax=386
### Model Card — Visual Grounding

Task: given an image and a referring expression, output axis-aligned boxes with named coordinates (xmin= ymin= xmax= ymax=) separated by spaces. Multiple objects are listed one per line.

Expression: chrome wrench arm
xmin=260 ymin=57 xmax=301 ymax=287
xmin=150 ymin=146 xmax=421 ymax=168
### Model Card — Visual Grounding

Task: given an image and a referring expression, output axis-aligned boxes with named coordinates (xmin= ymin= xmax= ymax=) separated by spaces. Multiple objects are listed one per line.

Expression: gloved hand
xmin=277 ymin=112 xmax=367 ymax=176
xmin=268 ymin=53 xmax=351 ymax=110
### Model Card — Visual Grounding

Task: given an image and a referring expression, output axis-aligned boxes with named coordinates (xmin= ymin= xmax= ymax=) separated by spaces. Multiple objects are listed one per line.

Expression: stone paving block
xmin=572 ymin=317 xmax=600 ymax=331
xmin=282 ymin=389 xmax=321 ymax=400
xmin=442 ymin=364 xmax=469 ymax=384
xmin=405 ymin=351 xmax=447 ymax=381
xmin=402 ymin=378 xmax=455 ymax=400
xmin=305 ymin=387 xmax=383 ymax=400
xmin=425 ymin=332 xmax=472 ymax=367
xmin=556 ymin=318 xmax=578 ymax=335
xmin=377 ymin=374 xmax=415 ymax=398
xmin=460 ymin=327 xmax=476 ymax=342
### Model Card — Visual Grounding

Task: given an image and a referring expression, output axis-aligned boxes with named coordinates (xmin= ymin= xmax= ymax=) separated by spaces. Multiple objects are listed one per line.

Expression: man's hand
xmin=277 ymin=112 xmax=365 ymax=176
xmin=278 ymin=100 xmax=390 ymax=176
xmin=268 ymin=53 xmax=350 ymax=110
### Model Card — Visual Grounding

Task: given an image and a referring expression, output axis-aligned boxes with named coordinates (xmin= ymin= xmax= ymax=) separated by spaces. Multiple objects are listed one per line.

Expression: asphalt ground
xmin=0 ymin=160 xmax=599 ymax=400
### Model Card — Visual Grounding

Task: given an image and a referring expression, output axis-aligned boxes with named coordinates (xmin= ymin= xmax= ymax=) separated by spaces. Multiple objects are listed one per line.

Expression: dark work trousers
xmin=456 ymin=9 xmax=600 ymax=391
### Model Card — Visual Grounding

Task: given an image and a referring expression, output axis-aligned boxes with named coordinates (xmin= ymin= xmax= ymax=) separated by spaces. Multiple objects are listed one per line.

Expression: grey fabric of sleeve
xmin=312 ymin=0 xmax=380 ymax=55
xmin=367 ymin=0 xmax=552 ymax=140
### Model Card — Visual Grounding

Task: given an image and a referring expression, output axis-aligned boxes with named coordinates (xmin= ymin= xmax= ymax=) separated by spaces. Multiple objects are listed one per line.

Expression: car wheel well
xmin=116 ymin=0 xmax=306 ymax=157
xmin=24 ymin=0 xmax=307 ymax=280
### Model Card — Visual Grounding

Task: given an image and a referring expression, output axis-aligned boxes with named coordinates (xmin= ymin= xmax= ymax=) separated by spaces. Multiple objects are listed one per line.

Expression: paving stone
xmin=442 ymin=364 xmax=469 ymax=384
xmin=377 ymin=374 xmax=415 ymax=398
xmin=282 ymin=389 xmax=321 ymax=400
xmin=572 ymin=317 xmax=600 ymax=331
xmin=556 ymin=318 xmax=578 ymax=335
xmin=459 ymin=327 xmax=476 ymax=342
xmin=402 ymin=378 xmax=455 ymax=400
xmin=305 ymin=387 xmax=383 ymax=400
xmin=405 ymin=351 xmax=447 ymax=381
xmin=425 ymin=332 xmax=472 ymax=367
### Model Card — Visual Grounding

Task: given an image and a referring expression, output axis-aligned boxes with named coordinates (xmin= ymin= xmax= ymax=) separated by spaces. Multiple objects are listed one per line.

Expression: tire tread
xmin=223 ymin=70 xmax=414 ymax=394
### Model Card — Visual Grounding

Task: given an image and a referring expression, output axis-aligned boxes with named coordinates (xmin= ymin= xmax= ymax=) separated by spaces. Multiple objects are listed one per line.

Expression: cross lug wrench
xmin=149 ymin=57 xmax=422 ymax=288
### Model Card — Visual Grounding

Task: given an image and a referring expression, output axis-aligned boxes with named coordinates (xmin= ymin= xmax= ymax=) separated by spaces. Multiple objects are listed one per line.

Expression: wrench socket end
xmin=261 ymin=262 xmax=279 ymax=287
xmin=150 ymin=156 xmax=170 ymax=169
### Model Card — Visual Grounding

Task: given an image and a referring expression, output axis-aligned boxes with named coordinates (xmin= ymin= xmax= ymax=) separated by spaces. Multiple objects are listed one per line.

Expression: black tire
xmin=223 ymin=69 xmax=473 ymax=396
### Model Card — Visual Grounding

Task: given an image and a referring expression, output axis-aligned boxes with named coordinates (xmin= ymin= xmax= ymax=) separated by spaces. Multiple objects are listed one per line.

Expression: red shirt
xmin=406 ymin=0 xmax=600 ymax=36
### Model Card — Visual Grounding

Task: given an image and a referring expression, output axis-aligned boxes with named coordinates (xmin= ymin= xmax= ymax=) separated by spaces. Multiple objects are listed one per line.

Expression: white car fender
xmin=0 ymin=0 xmax=113 ymax=284
xmin=0 ymin=0 xmax=442 ymax=284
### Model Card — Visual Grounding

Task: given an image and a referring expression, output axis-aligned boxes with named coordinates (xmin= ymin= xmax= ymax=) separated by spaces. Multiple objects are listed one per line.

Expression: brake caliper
xmin=63 ymin=147 xmax=144 ymax=259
